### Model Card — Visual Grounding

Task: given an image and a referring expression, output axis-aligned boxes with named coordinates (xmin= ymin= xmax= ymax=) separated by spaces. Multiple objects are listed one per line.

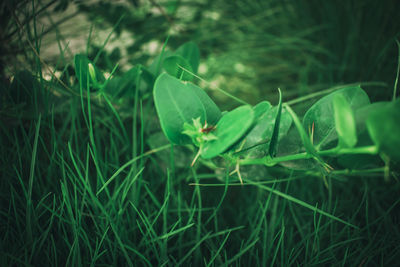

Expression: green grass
xmin=1 ymin=0 xmax=400 ymax=266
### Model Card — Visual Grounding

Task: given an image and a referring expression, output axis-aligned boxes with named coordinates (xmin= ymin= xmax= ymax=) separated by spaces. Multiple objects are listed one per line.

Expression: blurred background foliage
xmin=2 ymin=0 xmax=399 ymax=108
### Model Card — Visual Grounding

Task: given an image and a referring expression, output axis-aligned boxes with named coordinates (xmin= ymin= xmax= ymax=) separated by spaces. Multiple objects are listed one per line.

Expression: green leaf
xmin=235 ymin=101 xmax=293 ymax=156
xmin=303 ymin=86 xmax=370 ymax=149
xmin=163 ymin=55 xmax=194 ymax=81
xmin=253 ymin=101 xmax=272 ymax=119
xmin=74 ymin=54 xmax=104 ymax=90
xmin=175 ymin=41 xmax=200 ymax=73
xmin=333 ymin=94 xmax=357 ymax=148
xmin=269 ymin=89 xmax=283 ymax=157
xmin=185 ymin=83 xmax=221 ymax=125
xmin=335 ymin=102 xmax=387 ymax=169
xmin=201 ymin=105 xmax=254 ymax=159
xmin=153 ymin=73 xmax=221 ymax=145
xmin=148 ymin=50 xmax=174 ymax=77
xmin=240 ymin=101 xmax=272 ymax=152
xmin=366 ymin=100 xmax=400 ymax=161
xmin=354 ymin=102 xmax=388 ymax=134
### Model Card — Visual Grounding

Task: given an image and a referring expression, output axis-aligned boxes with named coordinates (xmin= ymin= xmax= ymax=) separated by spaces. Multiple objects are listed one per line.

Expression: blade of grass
xmin=225 ymin=238 xmax=259 ymax=266
xmin=96 ymin=144 xmax=170 ymax=195
xmin=244 ymin=178 xmax=359 ymax=229
xmin=206 ymin=231 xmax=231 ymax=267
xmin=393 ymin=39 xmax=400 ymax=100
xmin=26 ymin=114 xmax=41 ymax=243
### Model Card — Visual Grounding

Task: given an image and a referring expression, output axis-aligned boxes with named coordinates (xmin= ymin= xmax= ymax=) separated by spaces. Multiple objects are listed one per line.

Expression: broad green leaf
xmin=186 ymin=83 xmax=222 ymax=125
xmin=163 ymin=55 xmax=194 ymax=81
xmin=148 ymin=50 xmax=174 ymax=77
xmin=354 ymin=102 xmax=388 ymax=134
xmin=202 ymin=105 xmax=254 ymax=159
xmin=229 ymin=101 xmax=271 ymax=155
xmin=74 ymin=54 xmax=104 ymax=90
xmin=366 ymin=100 xmax=400 ymax=161
xmin=333 ymin=94 xmax=357 ymax=148
xmin=336 ymin=102 xmax=387 ymax=169
xmin=303 ymin=86 xmax=370 ymax=149
xmin=154 ymin=73 xmax=221 ymax=145
xmin=269 ymin=89 xmax=282 ymax=157
xmin=253 ymin=101 xmax=272 ymax=119
xmin=236 ymin=101 xmax=292 ymax=156
xmin=175 ymin=41 xmax=200 ymax=73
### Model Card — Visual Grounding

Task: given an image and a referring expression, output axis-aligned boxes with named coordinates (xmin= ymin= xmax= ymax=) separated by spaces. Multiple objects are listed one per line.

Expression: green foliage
xmin=285 ymin=104 xmax=321 ymax=161
xmin=366 ymin=100 xmax=400 ymax=161
xmin=237 ymin=101 xmax=292 ymax=157
xmin=153 ymin=73 xmax=221 ymax=144
xmin=201 ymin=105 xmax=254 ymax=159
xmin=303 ymin=86 xmax=370 ymax=149
xmin=269 ymin=89 xmax=283 ymax=157
xmin=175 ymin=41 xmax=201 ymax=73
xmin=182 ymin=117 xmax=218 ymax=146
xmin=103 ymin=65 xmax=154 ymax=99
xmin=150 ymin=42 xmax=200 ymax=81
xmin=333 ymin=93 xmax=357 ymax=148
xmin=163 ymin=42 xmax=200 ymax=81
xmin=74 ymin=54 xmax=105 ymax=91
xmin=185 ymin=82 xmax=222 ymax=125
xmin=2 ymin=1 xmax=400 ymax=266
xmin=163 ymin=55 xmax=194 ymax=81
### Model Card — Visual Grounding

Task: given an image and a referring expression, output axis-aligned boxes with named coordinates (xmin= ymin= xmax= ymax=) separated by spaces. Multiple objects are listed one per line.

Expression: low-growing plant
xmin=71 ymin=41 xmax=400 ymax=229
xmin=153 ymin=43 xmax=399 ymax=172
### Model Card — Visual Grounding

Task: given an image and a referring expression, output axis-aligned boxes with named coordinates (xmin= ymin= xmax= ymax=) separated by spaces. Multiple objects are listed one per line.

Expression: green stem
xmin=286 ymin=82 xmax=387 ymax=106
xmin=240 ymin=145 xmax=378 ymax=166
xmin=319 ymin=145 xmax=378 ymax=156
xmin=177 ymin=65 xmax=249 ymax=105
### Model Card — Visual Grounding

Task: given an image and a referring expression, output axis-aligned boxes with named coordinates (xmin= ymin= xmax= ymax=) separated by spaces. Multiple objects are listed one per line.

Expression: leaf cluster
xmin=152 ymin=43 xmax=400 ymax=171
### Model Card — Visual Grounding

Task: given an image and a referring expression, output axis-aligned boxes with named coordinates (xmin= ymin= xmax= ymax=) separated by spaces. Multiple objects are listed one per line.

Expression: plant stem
xmin=286 ymin=82 xmax=387 ymax=106
xmin=240 ymin=145 xmax=378 ymax=166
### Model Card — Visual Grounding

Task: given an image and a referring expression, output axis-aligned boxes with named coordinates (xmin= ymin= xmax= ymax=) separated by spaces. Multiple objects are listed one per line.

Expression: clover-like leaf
xmin=148 ymin=50 xmax=174 ymax=77
xmin=163 ymin=55 xmax=194 ymax=81
xmin=366 ymin=100 xmax=400 ymax=161
xmin=175 ymin=41 xmax=200 ymax=73
xmin=236 ymin=100 xmax=292 ymax=157
xmin=333 ymin=93 xmax=357 ymax=148
xmin=185 ymin=83 xmax=221 ymax=125
xmin=303 ymin=86 xmax=370 ymax=149
xmin=153 ymin=73 xmax=221 ymax=145
xmin=201 ymin=105 xmax=254 ymax=159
